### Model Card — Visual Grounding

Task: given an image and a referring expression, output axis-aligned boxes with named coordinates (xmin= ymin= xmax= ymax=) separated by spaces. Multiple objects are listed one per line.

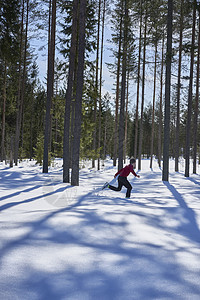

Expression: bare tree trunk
xmin=10 ymin=136 xmax=14 ymax=168
xmin=138 ymin=12 xmax=147 ymax=170
xmin=30 ymin=92 xmax=33 ymax=160
xmin=175 ymin=0 xmax=183 ymax=172
xmin=134 ymin=0 xmax=142 ymax=159
xmin=193 ymin=6 xmax=200 ymax=174
xmin=43 ymin=0 xmax=56 ymax=173
xmin=185 ymin=0 xmax=196 ymax=178
xmin=118 ymin=0 xmax=128 ymax=171
xmin=162 ymin=0 xmax=173 ymax=181
xmin=63 ymin=0 xmax=78 ymax=182
xmin=14 ymin=0 xmax=25 ymax=165
xmin=150 ymin=41 xmax=157 ymax=169
xmin=92 ymin=0 xmax=101 ymax=169
xmin=113 ymin=6 xmax=123 ymax=167
xmin=98 ymin=0 xmax=106 ymax=171
xmin=1 ymin=62 xmax=7 ymax=162
xmin=71 ymin=0 xmax=87 ymax=186
xmin=158 ymin=33 xmax=164 ymax=168
xmin=124 ymin=70 xmax=129 ymax=163
xmin=103 ymin=112 xmax=107 ymax=161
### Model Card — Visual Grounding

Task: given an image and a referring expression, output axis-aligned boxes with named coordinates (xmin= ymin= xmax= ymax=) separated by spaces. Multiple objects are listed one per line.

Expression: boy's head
xmin=130 ymin=158 xmax=136 ymax=166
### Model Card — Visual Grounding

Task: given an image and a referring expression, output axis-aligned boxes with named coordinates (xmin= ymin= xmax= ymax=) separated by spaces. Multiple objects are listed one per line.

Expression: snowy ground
xmin=0 ymin=158 xmax=200 ymax=300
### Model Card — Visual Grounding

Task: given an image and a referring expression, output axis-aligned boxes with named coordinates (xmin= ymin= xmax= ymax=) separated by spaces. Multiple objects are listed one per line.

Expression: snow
xmin=0 ymin=158 xmax=200 ymax=300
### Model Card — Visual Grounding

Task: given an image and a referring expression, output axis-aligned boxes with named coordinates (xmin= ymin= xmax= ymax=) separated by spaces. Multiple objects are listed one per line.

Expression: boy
xmin=104 ymin=158 xmax=140 ymax=198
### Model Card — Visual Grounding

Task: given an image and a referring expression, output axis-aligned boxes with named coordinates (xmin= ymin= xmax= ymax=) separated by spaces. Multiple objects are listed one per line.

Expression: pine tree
xmin=71 ymin=0 xmax=87 ymax=186
xmin=193 ymin=3 xmax=200 ymax=174
xmin=162 ymin=0 xmax=173 ymax=182
xmin=185 ymin=0 xmax=196 ymax=178
xmin=118 ymin=0 xmax=128 ymax=171
xmin=43 ymin=0 xmax=57 ymax=173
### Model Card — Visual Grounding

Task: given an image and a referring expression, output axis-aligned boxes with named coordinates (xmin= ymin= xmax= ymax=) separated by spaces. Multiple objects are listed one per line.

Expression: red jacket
xmin=115 ymin=164 xmax=137 ymax=177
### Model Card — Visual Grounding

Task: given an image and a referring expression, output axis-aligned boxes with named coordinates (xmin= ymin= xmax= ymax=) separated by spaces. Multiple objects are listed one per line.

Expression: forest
xmin=0 ymin=0 xmax=199 ymax=185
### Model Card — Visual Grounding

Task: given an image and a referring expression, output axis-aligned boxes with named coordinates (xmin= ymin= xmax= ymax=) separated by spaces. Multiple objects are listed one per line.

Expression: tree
xmin=63 ymin=0 xmax=78 ymax=183
xmin=0 ymin=0 xmax=20 ymax=162
xmin=175 ymin=0 xmax=184 ymax=172
xmin=162 ymin=0 xmax=173 ymax=182
xmin=97 ymin=0 xmax=106 ymax=171
xmin=193 ymin=3 xmax=200 ymax=174
xmin=138 ymin=6 xmax=147 ymax=170
xmin=43 ymin=0 xmax=57 ymax=173
xmin=92 ymin=0 xmax=101 ymax=169
xmin=15 ymin=0 xmax=30 ymax=165
xmin=71 ymin=0 xmax=87 ymax=186
xmin=134 ymin=0 xmax=142 ymax=159
xmin=185 ymin=0 xmax=196 ymax=178
xmin=158 ymin=33 xmax=164 ymax=168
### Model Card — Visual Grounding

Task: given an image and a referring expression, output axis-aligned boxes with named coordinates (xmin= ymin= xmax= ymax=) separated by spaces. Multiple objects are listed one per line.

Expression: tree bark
xmin=118 ymin=0 xmax=128 ymax=171
xmin=14 ymin=0 xmax=25 ymax=165
xmin=124 ymin=70 xmax=129 ymax=163
xmin=71 ymin=0 xmax=87 ymax=186
xmin=63 ymin=0 xmax=78 ymax=182
xmin=1 ymin=62 xmax=7 ymax=162
xmin=193 ymin=5 xmax=200 ymax=174
xmin=158 ymin=33 xmax=164 ymax=168
xmin=43 ymin=0 xmax=56 ymax=173
xmin=138 ymin=12 xmax=147 ymax=170
xmin=150 ymin=41 xmax=157 ymax=169
xmin=162 ymin=0 xmax=173 ymax=181
xmin=92 ymin=0 xmax=101 ymax=169
xmin=185 ymin=0 xmax=196 ymax=177
xmin=175 ymin=0 xmax=183 ymax=172
xmin=98 ymin=0 xmax=106 ymax=171
xmin=113 ymin=5 xmax=123 ymax=167
xmin=134 ymin=0 xmax=142 ymax=159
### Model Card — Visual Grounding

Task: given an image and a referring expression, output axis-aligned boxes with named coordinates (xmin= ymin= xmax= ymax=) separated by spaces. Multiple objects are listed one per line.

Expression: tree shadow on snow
xmin=163 ymin=181 xmax=200 ymax=244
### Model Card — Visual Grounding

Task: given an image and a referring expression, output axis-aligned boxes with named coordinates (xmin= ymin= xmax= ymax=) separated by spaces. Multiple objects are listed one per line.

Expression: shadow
xmin=0 ymin=185 xmax=73 ymax=212
xmin=1 ymin=164 xmax=200 ymax=299
xmin=163 ymin=181 xmax=200 ymax=244
xmin=1 ymin=189 xmax=200 ymax=300
xmin=0 ymin=184 xmax=42 ymax=202
xmin=186 ymin=176 xmax=200 ymax=187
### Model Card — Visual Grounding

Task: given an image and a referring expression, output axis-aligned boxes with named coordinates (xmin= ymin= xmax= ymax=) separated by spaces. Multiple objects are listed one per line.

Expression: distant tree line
xmin=0 ymin=0 xmax=199 ymax=185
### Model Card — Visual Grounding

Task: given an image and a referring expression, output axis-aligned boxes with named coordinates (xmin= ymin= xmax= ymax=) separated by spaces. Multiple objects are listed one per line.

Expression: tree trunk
xmin=193 ymin=6 xmax=200 ymax=174
xmin=150 ymin=41 xmax=157 ymax=169
xmin=162 ymin=0 xmax=173 ymax=182
xmin=103 ymin=112 xmax=107 ymax=161
xmin=10 ymin=136 xmax=14 ymax=168
xmin=158 ymin=33 xmax=164 ymax=168
xmin=30 ymin=91 xmax=33 ymax=160
xmin=63 ymin=0 xmax=78 ymax=182
xmin=1 ymin=62 xmax=7 ymax=162
xmin=113 ymin=5 xmax=123 ymax=167
xmin=185 ymin=0 xmax=196 ymax=178
xmin=14 ymin=0 xmax=25 ymax=165
xmin=124 ymin=70 xmax=129 ymax=163
xmin=134 ymin=0 xmax=142 ymax=159
xmin=43 ymin=0 xmax=56 ymax=173
xmin=175 ymin=0 xmax=183 ymax=172
xmin=118 ymin=0 xmax=128 ymax=171
xmin=71 ymin=0 xmax=87 ymax=186
xmin=92 ymin=0 xmax=101 ymax=169
xmin=98 ymin=0 xmax=106 ymax=171
xmin=138 ymin=12 xmax=147 ymax=170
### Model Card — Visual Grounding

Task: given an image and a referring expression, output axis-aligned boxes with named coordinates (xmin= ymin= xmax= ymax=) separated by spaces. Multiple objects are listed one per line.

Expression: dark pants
xmin=109 ymin=176 xmax=132 ymax=197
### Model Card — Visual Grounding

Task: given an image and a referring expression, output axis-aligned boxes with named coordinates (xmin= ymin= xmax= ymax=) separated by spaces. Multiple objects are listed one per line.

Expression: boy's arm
xmin=131 ymin=168 xmax=140 ymax=178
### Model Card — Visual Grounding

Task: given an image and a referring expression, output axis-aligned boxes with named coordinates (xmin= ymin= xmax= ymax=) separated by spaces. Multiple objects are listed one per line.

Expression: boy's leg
xmin=109 ymin=178 xmax=123 ymax=192
xmin=119 ymin=177 xmax=132 ymax=197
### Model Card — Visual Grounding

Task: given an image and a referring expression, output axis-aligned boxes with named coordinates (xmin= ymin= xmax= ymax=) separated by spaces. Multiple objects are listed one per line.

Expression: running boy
xmin=106 ymin=158 xmax=140 ymax=198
